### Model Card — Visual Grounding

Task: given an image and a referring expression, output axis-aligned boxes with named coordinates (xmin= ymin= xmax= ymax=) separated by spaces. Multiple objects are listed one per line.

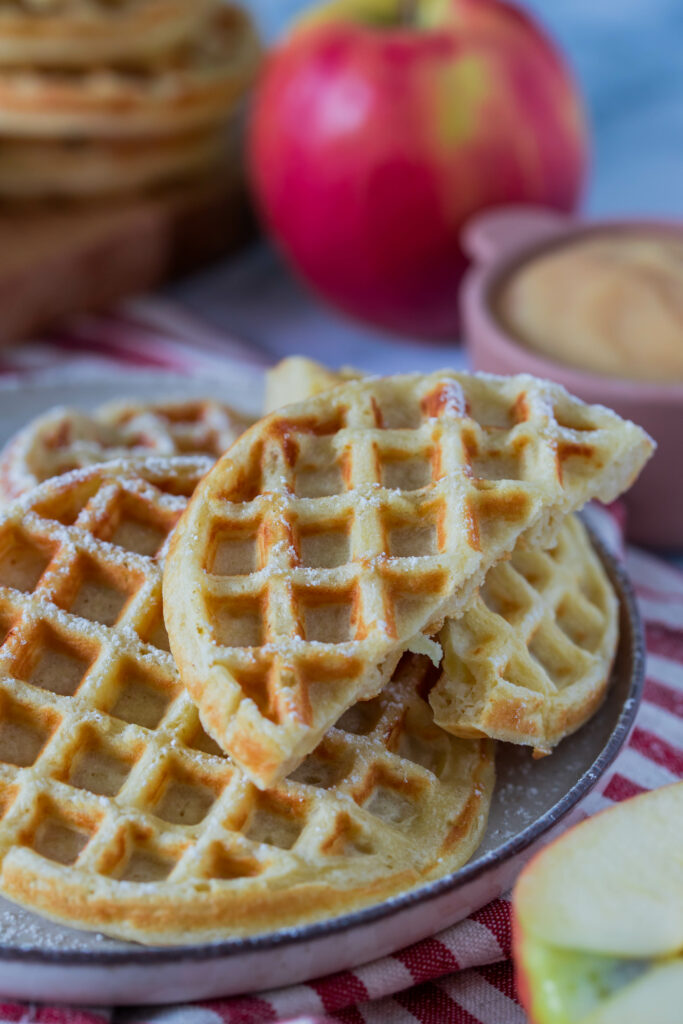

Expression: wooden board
xmin=0 ymin=170 xmax=254 ymax=345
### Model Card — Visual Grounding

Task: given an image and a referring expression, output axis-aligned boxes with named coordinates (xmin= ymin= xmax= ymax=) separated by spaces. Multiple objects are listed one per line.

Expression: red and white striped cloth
xmin=0 ymin=307 xmax=680 ymax=1024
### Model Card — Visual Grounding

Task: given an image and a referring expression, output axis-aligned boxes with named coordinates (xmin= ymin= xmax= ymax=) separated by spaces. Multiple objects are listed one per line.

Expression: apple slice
xmin=513 ymin=782 xmax=683 ymax=1024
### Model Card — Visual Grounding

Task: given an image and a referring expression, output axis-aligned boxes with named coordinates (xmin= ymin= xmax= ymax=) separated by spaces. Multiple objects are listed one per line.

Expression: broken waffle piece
xmin=262 ymin=359 xmax=625 ymax=753
xmin=431 ymin=514 xmax=619 ymax=754
xmin=163 ymin=371 xmax=654 ymax=788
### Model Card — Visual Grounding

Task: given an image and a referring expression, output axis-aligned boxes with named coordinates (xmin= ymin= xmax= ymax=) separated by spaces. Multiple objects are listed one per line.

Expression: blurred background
xmin=0 ymin=0 xmax=680 ymax=540
xmin=173 ymin=0 xmax=683 ymax=372
xmin=247 ymin=0 xmax=683 ymax=215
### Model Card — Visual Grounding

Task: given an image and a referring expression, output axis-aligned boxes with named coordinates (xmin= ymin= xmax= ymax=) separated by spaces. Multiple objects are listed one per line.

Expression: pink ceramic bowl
xmin=460 ymin=205 xmax=683 ymax=548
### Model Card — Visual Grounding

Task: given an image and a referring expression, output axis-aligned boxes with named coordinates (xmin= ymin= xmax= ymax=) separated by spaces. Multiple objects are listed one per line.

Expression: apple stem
xmin=400 ymin=0 xmax=418 ymax=26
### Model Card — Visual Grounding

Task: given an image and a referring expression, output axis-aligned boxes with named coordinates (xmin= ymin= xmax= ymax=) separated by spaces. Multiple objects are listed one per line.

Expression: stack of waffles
xmin=0 ymin=367 xmax=654 ymax=944
xmin=0 ymin=0 xmax=260 ymax=198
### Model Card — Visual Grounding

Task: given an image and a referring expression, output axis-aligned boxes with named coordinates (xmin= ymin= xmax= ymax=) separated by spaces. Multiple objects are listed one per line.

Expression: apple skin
xmin=512 ymin=783 xmax=683 ymax=1024
xmin=248 ymin=0 xmax=587 ymax=338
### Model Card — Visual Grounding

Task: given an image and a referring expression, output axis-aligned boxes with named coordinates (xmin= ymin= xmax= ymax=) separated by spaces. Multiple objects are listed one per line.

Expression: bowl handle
xmin=462 ymin=205 xmax=572 ymax=267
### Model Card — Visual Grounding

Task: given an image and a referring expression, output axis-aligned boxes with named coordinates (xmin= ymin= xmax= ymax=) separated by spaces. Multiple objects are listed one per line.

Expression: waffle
xmin=264 ymin=356 xmax=362 ymax=414
xmin=0 ymin=397 xmax=254 ymax=503
xmin=264 ymin=359 xmax=623 ymax=755
xmin=0 ymin=5 xmax=261 ymax=139
xmin=0 ymin=459 xmax=494 ymax=944
xmin=431 ymin=514 xmax=619 ymax=755
xmin=0 ymin=0 xmax=215 ymax=69
xmin=163 ymin=371 xmax=654 ymax=788
xmin=0 ymin=126 xmax=232 ymax=198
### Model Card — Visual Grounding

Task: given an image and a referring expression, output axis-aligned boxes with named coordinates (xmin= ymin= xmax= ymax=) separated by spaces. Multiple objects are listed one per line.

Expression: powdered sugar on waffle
xmin=0 ymin=398 xmax=251 ymax=504
xmin=0 ymin=456 xmax=495 ymax=944
xmin=163 ymin=370 xmax=654 ymax=789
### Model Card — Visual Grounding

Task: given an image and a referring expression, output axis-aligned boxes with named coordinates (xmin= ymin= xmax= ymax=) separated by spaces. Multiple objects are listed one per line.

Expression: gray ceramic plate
xmin=0 ymin=372 xmax=644 ymax=1005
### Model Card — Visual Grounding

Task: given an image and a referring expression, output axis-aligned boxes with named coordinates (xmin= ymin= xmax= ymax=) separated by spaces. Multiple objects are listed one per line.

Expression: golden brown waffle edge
xmin=431 ymin=514 xmax=620 ymax=754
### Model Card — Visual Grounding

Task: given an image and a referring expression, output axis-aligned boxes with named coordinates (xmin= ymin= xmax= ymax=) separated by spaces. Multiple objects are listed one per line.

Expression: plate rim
xmin=0 ymin=524 xmax=645 ymax=965
xmin=0 ymin=366 xmax=264 ymax=412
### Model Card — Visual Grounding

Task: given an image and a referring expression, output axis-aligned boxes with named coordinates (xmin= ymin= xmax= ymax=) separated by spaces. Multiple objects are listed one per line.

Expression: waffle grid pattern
xmin=0 ymin=397 xmax=254 ymax=502
xmin=0 ymin=0 xmax=215 ymax=70
xmin=0 ymin=459 xmax=494 ymax=944
xmin=164 ymin=371 xmax=653 ymax=788
xmin=432 ymin=515 xmax=619 ymax=753
xmin=0 ymin=5 xmax=261 ymax=140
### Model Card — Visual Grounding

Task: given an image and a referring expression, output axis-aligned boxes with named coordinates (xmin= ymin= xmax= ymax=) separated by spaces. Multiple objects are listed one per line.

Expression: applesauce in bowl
xmin=460 ymin=207 xmax=683 ymax=547
xmin=495 ymin=231 xmax=683 ymax=383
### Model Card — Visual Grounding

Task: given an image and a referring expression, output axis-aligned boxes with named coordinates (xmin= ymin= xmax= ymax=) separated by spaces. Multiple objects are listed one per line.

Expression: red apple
xmin=248 ymin=0 xmax=588 ymax=338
